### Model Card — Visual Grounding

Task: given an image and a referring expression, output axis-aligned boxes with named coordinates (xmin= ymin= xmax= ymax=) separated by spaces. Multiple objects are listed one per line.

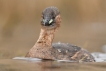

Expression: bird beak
xmin=42 ymin=17 xmax=53 ymax=26
xmin=49 ymin=19 xmax=53 ymax=24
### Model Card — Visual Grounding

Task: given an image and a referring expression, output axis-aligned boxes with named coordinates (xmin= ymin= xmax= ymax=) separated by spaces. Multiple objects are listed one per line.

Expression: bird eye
xmin=52 ymin=16 xmax=55 ymax=19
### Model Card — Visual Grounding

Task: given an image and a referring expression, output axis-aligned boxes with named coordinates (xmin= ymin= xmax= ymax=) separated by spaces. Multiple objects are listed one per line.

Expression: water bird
xmin=26 ymin=6 xmax=95 ymax=62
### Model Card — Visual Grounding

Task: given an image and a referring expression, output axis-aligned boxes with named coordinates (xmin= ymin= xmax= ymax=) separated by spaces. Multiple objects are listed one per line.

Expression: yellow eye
xmin=49 ymin=19 xmax=53 ymax=24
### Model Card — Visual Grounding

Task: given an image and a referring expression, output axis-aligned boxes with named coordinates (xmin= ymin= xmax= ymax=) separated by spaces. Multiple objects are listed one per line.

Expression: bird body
xmin=26 ymin=6 xmax=95 ymax=62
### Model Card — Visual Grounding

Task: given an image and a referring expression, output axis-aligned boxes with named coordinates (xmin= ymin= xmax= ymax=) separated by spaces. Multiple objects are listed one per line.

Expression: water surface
xmin=0 ymin=58 xmax=106 ymax=71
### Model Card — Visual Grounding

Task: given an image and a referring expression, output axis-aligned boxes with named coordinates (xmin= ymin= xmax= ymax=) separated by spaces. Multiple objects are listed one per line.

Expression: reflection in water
xmin=0 ymin=58 xmax=106 ymax=71
xmin=38 ymin=60 xmax=60 ymax=71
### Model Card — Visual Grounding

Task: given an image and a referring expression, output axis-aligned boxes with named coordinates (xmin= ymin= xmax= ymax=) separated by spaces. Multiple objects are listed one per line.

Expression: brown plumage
xmin=26 ymin=6 xmax=95 ymax=62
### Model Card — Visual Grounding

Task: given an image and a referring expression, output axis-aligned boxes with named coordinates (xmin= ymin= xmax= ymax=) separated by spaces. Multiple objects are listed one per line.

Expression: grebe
xmin=26 ymin=6 xmax=95 ymax=62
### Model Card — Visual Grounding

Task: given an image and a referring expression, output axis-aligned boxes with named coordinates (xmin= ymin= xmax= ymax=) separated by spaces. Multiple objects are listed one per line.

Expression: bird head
xmin=41 ymin=6 xmax=61 ymax=29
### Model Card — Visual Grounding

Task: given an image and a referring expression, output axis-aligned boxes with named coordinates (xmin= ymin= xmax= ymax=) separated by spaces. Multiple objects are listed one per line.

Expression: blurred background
xmin=0 ymin=0 xmax=106 ymax=59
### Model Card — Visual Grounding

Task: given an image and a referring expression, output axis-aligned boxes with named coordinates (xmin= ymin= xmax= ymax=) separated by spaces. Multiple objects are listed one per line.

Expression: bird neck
xmin=36 ymin=27 xmax=57 ymax=47
xmin=34 ymin=15 xmax=61 ymax=48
